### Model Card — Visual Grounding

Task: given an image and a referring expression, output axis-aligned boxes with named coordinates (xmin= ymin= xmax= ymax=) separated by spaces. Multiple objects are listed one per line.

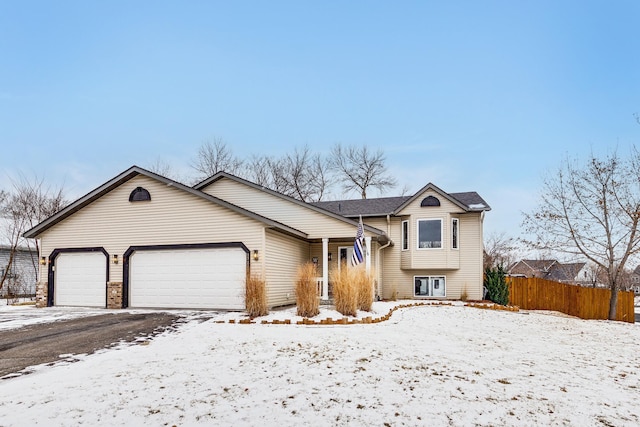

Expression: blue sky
xmin=1 ymin=1 xmax=639 ymax=240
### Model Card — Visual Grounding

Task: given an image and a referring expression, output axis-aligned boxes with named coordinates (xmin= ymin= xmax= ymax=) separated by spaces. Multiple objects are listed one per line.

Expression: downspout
xmin=376 ymin=215 xmax=393 ymax=300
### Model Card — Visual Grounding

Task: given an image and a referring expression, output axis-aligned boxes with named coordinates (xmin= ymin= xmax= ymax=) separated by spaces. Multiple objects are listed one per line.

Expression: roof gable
xmin=394 ymin=183 xmax=490 ymax=214
xmin=24 ymin=166 xmax=307 ymax=240
xmin=195 ymin=171 xmax=388 ymax=239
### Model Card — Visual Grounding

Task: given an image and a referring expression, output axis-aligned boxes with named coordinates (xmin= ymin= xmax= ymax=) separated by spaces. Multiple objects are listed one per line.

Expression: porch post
xmin=322 ymin=238 xmax=329 ymax=299
xmin=365 ymin=236 xmax=372 ymax=274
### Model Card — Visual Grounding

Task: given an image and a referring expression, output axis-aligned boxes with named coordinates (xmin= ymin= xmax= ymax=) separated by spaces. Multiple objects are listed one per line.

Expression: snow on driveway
xmin=0 ymin=303 xmax=639 ymax=426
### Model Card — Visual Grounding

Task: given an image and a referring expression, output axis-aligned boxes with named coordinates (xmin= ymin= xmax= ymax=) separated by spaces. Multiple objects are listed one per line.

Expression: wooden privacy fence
xmin=507 ymin=277 xmax=635 ymax=324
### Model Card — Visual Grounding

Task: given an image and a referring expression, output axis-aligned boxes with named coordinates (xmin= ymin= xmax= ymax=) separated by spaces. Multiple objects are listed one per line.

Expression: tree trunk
xmin=0 ymin=249 xmax=15 ymax=291
xmin=608 ymin=286 xmax=619 ymax=320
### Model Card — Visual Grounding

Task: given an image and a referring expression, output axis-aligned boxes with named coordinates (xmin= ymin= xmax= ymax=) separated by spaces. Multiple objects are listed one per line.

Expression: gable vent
xmin=420 ymin=196 xmax=440 ymax=207
xmin=129 ymin=187 xmax=151 ymax=202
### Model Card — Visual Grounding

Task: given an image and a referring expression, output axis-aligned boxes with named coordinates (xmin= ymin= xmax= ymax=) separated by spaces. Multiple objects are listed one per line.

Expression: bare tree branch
xmin=0 ymin=175 xmax=67 ymax=292
xmin=146 ymin=157 xmax=182 ymax=182
xmin=190 ymin=138 xmax=244 ymax=182
xmin=483 ymin=232 xmax=518 ymax=270
xmin=522 ymin=149 xmax=640 ymax=319
xmin=330 ymin=144 xmax=396 ymax=199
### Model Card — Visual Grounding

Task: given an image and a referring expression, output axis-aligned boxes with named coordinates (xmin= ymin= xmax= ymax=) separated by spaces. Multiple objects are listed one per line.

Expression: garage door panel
xmin=129 ymin=247 xmax=247 ymax=310
xmin=55 ymin=252 xmax=107 ymax=307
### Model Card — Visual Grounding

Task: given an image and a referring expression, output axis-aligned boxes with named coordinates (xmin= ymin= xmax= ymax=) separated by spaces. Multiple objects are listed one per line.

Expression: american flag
xmin=351 ymin=216 xmax=365 ymax=266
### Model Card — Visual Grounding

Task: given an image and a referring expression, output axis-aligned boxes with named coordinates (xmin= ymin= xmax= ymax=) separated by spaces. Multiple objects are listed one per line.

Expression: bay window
xmin=452 ymin=218 xmax=459 ymax=249
xmin=417 ymin=219 xmax=442 ymax=249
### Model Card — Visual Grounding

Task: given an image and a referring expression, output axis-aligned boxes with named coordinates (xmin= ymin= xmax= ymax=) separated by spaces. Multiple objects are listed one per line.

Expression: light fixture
xmin=252 ymin=250 xmax=259 ymax=261
xmin=112 ymin=254 xmax=119 ymax=264
xmin=39 ymin=257 xmax=47 ymax=266
xmin=312 ymin=257 xmax=319 ymax=265
xmin=328 ymin=253 xmax=332 ymax=261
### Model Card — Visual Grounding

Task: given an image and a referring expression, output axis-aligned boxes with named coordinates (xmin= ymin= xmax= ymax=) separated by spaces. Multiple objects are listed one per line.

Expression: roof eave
xmin=194 ymin=171 xmax=389 ymax=239
xmin=23 ymin=166 xmax=309 ymax=241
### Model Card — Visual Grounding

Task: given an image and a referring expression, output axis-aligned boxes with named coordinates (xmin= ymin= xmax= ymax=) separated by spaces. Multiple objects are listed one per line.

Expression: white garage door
xmin=129 ymin=247 xmax=247 ymax=309
xmin=55 ymin=252 xmax=107 ymax=307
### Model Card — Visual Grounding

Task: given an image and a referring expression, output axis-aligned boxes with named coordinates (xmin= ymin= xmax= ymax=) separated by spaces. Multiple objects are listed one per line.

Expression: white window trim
xmin=413 ymin=275 xmax=447 ymax=298
xmin=452 ymin=218 xmax=459 ymax=250
xmin=416 ymin=218 xmax=443 ymax=250
xmin=401 ymin=220 xmax=409 ymax=251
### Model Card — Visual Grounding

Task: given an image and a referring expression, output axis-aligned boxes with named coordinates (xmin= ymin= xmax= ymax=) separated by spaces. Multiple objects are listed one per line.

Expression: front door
xmin=338 ymin=246 xmax=354 ymax=271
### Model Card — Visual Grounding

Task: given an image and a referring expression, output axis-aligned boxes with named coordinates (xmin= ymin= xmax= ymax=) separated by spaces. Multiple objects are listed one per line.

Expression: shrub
xmin=296 ymin=262 xmax=320 ymax=317
xmin=389 ymin=281 xmax=398 ymax=301
xmin=484 ymin=266 xmax=509 ymax=306
xmin=355 ymin=267 xmax=374 ymax=312
xmin=460 ymin=283 xmax=468 ymax=302
xmin=331 ymin=264 xmax=358 ymax=316
xmin=245 ymin=274 xmax=268 ymax=318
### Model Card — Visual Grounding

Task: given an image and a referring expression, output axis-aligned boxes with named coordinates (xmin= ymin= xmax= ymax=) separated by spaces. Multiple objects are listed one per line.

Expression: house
xmin=630 ymin=266 xmax=640 ymax=295
xmin=23 ymin=166 xmax=491 ymax=310
xmin=508 ymin=259 xmax=591 ymax=285
xmin=0 ymin=245 xmax=37 ymax=297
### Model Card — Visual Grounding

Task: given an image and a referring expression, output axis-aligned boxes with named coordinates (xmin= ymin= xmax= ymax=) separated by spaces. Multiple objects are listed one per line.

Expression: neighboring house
xmin=0 ymin=245 xmax=37 ymax=297
xmin=23 ymin=166 xmax=491 ymax=310
xmin=630 ymin=266 xmax=640 ymax=295
xmin=508 ymin=259 xmax=591 ymax=285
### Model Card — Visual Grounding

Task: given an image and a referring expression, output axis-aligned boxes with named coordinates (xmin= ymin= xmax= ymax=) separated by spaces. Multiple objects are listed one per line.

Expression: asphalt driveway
xmin=0 ymin=312 xmax=180 ymax=379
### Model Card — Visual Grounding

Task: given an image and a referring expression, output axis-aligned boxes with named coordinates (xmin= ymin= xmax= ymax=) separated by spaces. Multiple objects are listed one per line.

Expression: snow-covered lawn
xmin=0 ymin=302 xmax=639 ymax=426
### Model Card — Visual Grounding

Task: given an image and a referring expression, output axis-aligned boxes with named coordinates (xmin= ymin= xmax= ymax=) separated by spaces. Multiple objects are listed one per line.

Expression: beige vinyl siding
xmin=264 ymin=229 xmax=309 ymax=307
xmin=380 ymin=190 xmax=484 ymax=300
xmin=39 ymin=175 xmax=265 ymax=283
xmin=202 ymin=178 xmax=368 ymax=240
xmin=398 ymin=191 xmax=463 ymax=270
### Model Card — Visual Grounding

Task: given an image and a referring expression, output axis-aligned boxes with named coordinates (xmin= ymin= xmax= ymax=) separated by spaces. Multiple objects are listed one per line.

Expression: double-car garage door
xmin=129 ymin=247 xmax=246 ymax=309
xmin=53 ymin=246 xmax=247 ymax=309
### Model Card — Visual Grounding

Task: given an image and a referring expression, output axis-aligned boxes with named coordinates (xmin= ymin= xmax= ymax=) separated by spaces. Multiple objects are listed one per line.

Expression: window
xmin=417 ymin=219 xmax=442 ymax=249
xmin=129 ymin=187 xmax=151 ymax=202
xmin=414 ymin=276 xmax=446 ymax=297
xmin=452 ymin=218 xmax=459 ymax=249
xmin=420 ymin=196 xmax=440 ymax=207
xmin=402 ymin=220 xmax=409 ymax=250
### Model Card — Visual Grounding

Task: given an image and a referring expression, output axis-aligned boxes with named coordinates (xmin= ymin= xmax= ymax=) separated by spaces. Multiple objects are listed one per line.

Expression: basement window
xmin=414 ymin=276 xmax=446 ymax=297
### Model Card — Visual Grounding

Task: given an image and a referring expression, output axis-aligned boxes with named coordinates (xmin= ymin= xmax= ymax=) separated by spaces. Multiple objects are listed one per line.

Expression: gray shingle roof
xmin=312 ymin=196 xmax=411 ymax=217
xmin=312 ymin=191 xmax=490 ymax=218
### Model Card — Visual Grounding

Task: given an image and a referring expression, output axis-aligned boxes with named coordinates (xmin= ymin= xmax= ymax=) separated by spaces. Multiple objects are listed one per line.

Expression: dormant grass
xmin=245 ymin=274 xmax=268 ymax=318
xmin=296 ymin=262 xmax=320 ymax=317
xmin=355 ymin=267 xmax=374 ymax=312
xmin=331 ymin=264 xmax=374 ymax=316
xmin=460 ymin=283 xmax=469 ymax=302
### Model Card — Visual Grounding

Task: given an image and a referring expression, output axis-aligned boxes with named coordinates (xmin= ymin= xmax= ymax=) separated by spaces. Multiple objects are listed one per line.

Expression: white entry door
xmin=129 ymin=247 xmax=247 ymax=309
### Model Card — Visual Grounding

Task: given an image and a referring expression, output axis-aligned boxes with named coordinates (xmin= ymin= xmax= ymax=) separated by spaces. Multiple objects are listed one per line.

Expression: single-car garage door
xmin=129 ymin=247 xmax=247 ymax=309
xmin=54 ymin=252 xmax=107 ymax=307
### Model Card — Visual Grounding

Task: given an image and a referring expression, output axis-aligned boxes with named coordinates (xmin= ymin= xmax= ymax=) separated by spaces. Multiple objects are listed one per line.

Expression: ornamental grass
xmin=245 ymin=274 xmax=268 ymax=318
xmin=355 ymin=267 xmax=375 ymax=312
xmin=296 ymin=262 xmax=320 ymax=317
xmin=330 ymin=264 xmax=358 ymax=317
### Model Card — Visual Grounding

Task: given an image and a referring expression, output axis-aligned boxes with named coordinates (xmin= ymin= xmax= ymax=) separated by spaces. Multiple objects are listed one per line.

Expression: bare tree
xmin=523 ymin=149 xmax=640 ymax=319
xmin=244 ymin=155 xmax=272 ymax=187
xmin=0 ymin=175 xmax=67 ymax=292
xmin=330 ymin=144 xmax=396 ymax=199
xmin=279 ymin=146 xmax=331 ymax=202
xmin=147 ymin=157 xmax=180 ymax=181
xmin=483 ymin=232 xmax=518 ymax=270
xmin=241 ymin=148 xmax=332 ymax=202
xmin=191 ymin=138 xmax=244 ymax=182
